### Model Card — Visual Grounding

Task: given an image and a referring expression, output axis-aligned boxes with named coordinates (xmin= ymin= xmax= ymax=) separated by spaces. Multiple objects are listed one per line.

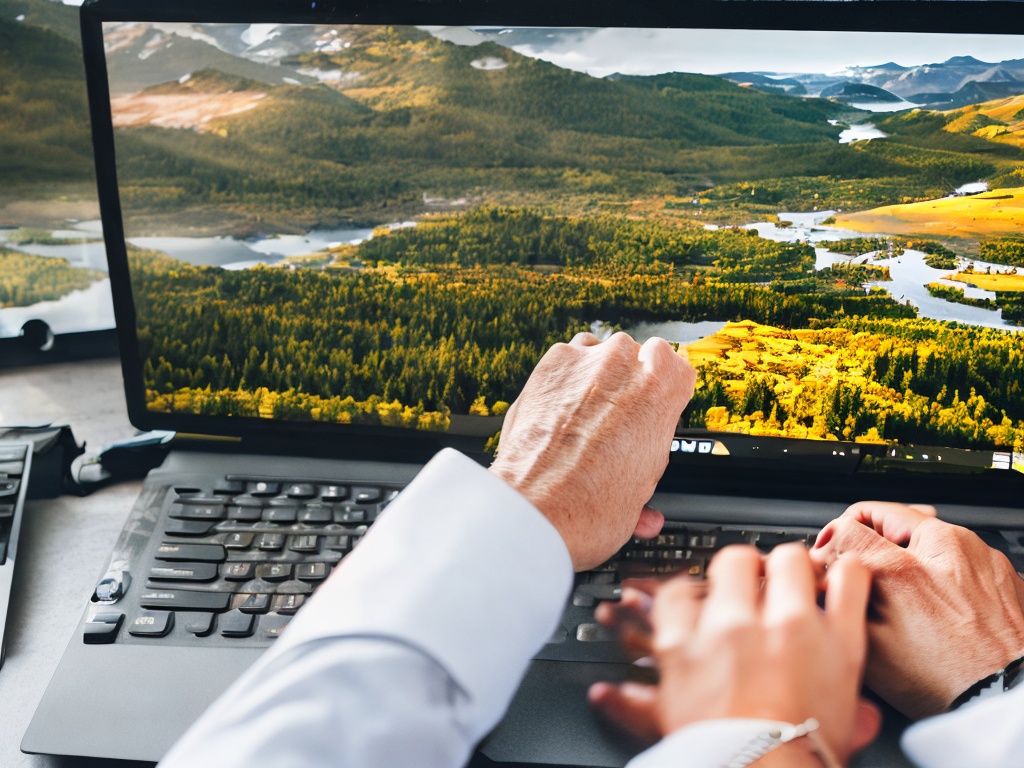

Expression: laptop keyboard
xmin=82 ymin=471 xmax=818 ymax=658
xmin=85 ymin=476 xmax=400 ymax=645
xmin=0 ymin=443 xmax=31 ymax=668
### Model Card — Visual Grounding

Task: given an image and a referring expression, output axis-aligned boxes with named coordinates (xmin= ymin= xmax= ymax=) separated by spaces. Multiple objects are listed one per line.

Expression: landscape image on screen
xmin=103 ymin=22 xmax=1024 ymax=463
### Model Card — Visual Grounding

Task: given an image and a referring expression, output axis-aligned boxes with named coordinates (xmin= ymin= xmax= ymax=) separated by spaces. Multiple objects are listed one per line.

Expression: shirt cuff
xmin=901 ymin=683 xmax=1024 ymax=768
xmin=627 ymin=719 xmax=800 ymax=768
xmin=272 ymin=448 xmax=574 ymax=722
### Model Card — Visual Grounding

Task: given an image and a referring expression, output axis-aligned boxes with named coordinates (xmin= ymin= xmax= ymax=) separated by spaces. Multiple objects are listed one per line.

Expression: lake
xmin=0 ymin=278 xmax=114 ymax=337
xmin=128 ymin=223 xmax=415 ymax=268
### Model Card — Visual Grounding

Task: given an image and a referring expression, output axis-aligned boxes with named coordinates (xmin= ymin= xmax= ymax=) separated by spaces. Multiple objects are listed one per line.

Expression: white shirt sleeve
xmin=900 ymin=684 xmax=1024 ymax=768
xmin=159 ymin=448 xmax=574 ymax=768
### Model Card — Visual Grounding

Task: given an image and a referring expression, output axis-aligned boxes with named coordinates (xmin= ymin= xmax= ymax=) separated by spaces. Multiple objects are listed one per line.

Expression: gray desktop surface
xmin=0 ymin=359 xmax=919 ymax=768
xmin=0 ymin=359 xmax=150 ymax=768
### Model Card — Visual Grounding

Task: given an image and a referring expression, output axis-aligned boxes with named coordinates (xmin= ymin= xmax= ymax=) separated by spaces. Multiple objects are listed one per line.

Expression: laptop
xmin=24 ymin=0 xmax=1024 ymax=764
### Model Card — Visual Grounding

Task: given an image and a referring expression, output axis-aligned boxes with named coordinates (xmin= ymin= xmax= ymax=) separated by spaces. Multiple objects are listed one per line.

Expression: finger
xmin=840 ymin=501 xmax=937 ymax=546
xmin=632 ymin=506 xmax=665 ymax=539
xmin=822 ymin=555 xmax=871 ymax=657
xmin=596 ymin=586 xmax=654 ymax=630
xmin=620 ymin=578 xmax=662 ymax=597
xmin=587 ymin=681 xmax=662 ymax=744
xmin=638 ymin=337 xmax=697 ymax=404
xmin=703 ymin=545 xmax=763 ymax=617
xmin=811 ymin=514 xmax=912 ymax=574
xmin=595 ymin=592 xmax=655 ymax=659
xmin=849 ymin=698 xmax=883 ymax=753
xmin=763 ymin=543 xmax=818 ymax=621
xmin=650 ymin=576 xmax=706 ymax=652
xmin=569 ymin=331 xmax=602 ymax=346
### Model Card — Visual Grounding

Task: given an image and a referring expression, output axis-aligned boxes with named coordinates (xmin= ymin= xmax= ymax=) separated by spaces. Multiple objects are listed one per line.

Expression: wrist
xmin=948 ymin=653 xmax=1024 ymax=711
xmin=725 ymin=718 xmax=845 ymax=768
xmin=755 ymin=740 xmax=837 ymax=768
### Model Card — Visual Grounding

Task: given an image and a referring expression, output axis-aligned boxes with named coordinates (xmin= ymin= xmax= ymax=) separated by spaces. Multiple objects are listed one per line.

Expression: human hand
xmin=811 ymin=501 xmax=1024 ymax=720
xmin=489 ymin=332 xmax=695 ymax=571
xmin=589 ymin=545 xmax=881 ymax=765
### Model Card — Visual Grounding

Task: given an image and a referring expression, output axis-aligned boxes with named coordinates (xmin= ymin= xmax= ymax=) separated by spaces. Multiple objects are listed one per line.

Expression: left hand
xmin=490 ymin=332 xmax=695 ymax=571
xmin=589 ymin=545 xmax=881 ymax=765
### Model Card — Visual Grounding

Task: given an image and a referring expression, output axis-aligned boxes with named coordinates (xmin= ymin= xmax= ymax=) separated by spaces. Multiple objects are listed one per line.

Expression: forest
xmin=132 ymin=207 xmax=1024 ymax=451
xmin=0 ymin=249 xmax=103 ymax=307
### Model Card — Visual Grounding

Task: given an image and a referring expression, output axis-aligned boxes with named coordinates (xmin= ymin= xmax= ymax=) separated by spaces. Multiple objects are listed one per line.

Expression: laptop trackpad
xmin=479 ymin=660 xmax=653 ymax=767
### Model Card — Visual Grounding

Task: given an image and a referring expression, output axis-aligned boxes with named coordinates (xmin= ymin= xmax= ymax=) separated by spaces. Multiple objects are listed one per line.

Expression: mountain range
xmin=721 ymin=56 xmax=1024 ymax=111
xmin=7 ymin=2 xmax=1024 ymax=225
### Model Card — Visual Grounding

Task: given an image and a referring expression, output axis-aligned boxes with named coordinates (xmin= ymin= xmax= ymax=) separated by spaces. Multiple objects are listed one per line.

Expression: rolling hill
xmin=0 ymin=2 xmax=94 ymax=195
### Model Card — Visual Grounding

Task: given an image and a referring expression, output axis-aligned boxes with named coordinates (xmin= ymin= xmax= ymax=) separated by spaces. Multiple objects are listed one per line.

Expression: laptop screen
xmin=87 ymin=2 xmax=1024 ymax=478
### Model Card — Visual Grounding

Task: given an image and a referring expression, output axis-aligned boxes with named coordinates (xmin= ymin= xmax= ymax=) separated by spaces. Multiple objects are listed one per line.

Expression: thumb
xmin=632 ymin=506 xmax=665 ymax=539
xmin=588 ymin=681 xmax=661 ymax=744
xmin=849 ymin=698 xmax=883 ymax=754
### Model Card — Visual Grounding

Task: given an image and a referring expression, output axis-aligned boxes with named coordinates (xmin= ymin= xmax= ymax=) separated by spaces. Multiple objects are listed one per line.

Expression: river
xmin=747 ymin=211 xmax=1020 ymax=331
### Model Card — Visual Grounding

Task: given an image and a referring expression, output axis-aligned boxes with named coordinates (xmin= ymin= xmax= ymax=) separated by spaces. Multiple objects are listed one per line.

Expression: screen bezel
xmin=79 ymin=0 xmax=1024 ymax=490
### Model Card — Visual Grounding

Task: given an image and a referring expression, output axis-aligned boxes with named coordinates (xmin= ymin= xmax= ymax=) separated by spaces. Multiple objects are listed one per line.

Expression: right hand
xmin=489 ymin=332 xmax=695 ymax=571
xmin=811 ymin=501 xmax=1024 ymax=720
xmin=590 ymin=545 xmax=880 ymax=766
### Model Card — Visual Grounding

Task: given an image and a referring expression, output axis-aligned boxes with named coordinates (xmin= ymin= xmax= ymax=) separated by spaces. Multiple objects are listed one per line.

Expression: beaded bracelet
xmin=725 ymin=718 xmax=842 ymax=768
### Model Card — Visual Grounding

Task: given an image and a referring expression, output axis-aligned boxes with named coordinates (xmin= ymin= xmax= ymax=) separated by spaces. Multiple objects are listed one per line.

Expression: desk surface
xmin=1 ymin=358 xmax=152 ymax=768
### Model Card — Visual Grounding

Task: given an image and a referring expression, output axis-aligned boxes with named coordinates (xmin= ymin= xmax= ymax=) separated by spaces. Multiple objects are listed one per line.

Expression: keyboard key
xmin=83 ymin=612 xmax=124 ymax=645
xmin=169 ymin=503 xmax=227 ymax=521
xmin=324 ymin=535 xmax=351 ymax=552
xmin=219 ymin=610 xmax=255 ymax=638
xmin=576 ymin=623 xmax=617 ymax=642
xmin=94 ymin=572 xmax=131 ymax=602
xmin=275 ymin=580 xmax=313 ymax=595
xmin=299 ymin=506 xmax=332 ymax=524
xmin=139 ymin=589 xmax=230 ymax=612
xmin=128 ymin=611 xmax=174 ymax=638
xmin=351 ymin=487 xmax=382 ymax=504
xmin=335 ymin=509 xmax=366 ymax=524
xmin=257 ymin=533 xmax=285 ymax=551
xmin=688 ymin=533 xmax=717 ymax=549
xmin=182 ymin=612 xmax=215 ymax=636
xmin=224 ymin=532 xmax=254 ymax=550
xmin=261 ymin=614 xmax=291 ymax=639
xmin=227 ymin=505 xmax=262 ymax=522
xmin=711 ymin=529 xmax=749 ymax=547
xmin=574 ymin=583 xmax=622 ymax=602
xmin=271 ymin=594 xmax=306 ymax=615
xmin=223 ymin=562 xmax=255 ymax=581
xmin=248 ymin=481 xmax=280 ymax=497
xmin=289 ymin=535 xmax=320 ymax=553
xmin=756 ymin=531 xmax=808 ymax=551
xmin=155 ymin=543 xmax=226 ymax=562
xmin=256 ymin=563 xmax=292 ymax=582
xmin=320 ymin=485 xmax=348 ymax=501
xmin=0 ymin=445 xmax=27 ymax=461
xmin=149 ymin=563 xmax=218 ymax=582
xmin=0 ymin=503 xmax=16 ymax=519
xmin=164 ymin=518 xmax=215 ymax=537
xmin=238 ymin=594 xmax=271 ymax=614
xmin=264 ymin=506 xmax=298 ymax=524
xmin=296 ymin=562 xmax=327 ymax=581
xmin=213 ymin=479 xmax=246 ymax=495
xmin=285 ymin=483 xmax=317 ymax=499
xmin=653 ymin=533 xmax=687 ymax=547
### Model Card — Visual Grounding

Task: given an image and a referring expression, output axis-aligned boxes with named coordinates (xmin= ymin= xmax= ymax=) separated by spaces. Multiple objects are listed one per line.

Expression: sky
xmin=498 ymin=27 xmax=1024 ymax=78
